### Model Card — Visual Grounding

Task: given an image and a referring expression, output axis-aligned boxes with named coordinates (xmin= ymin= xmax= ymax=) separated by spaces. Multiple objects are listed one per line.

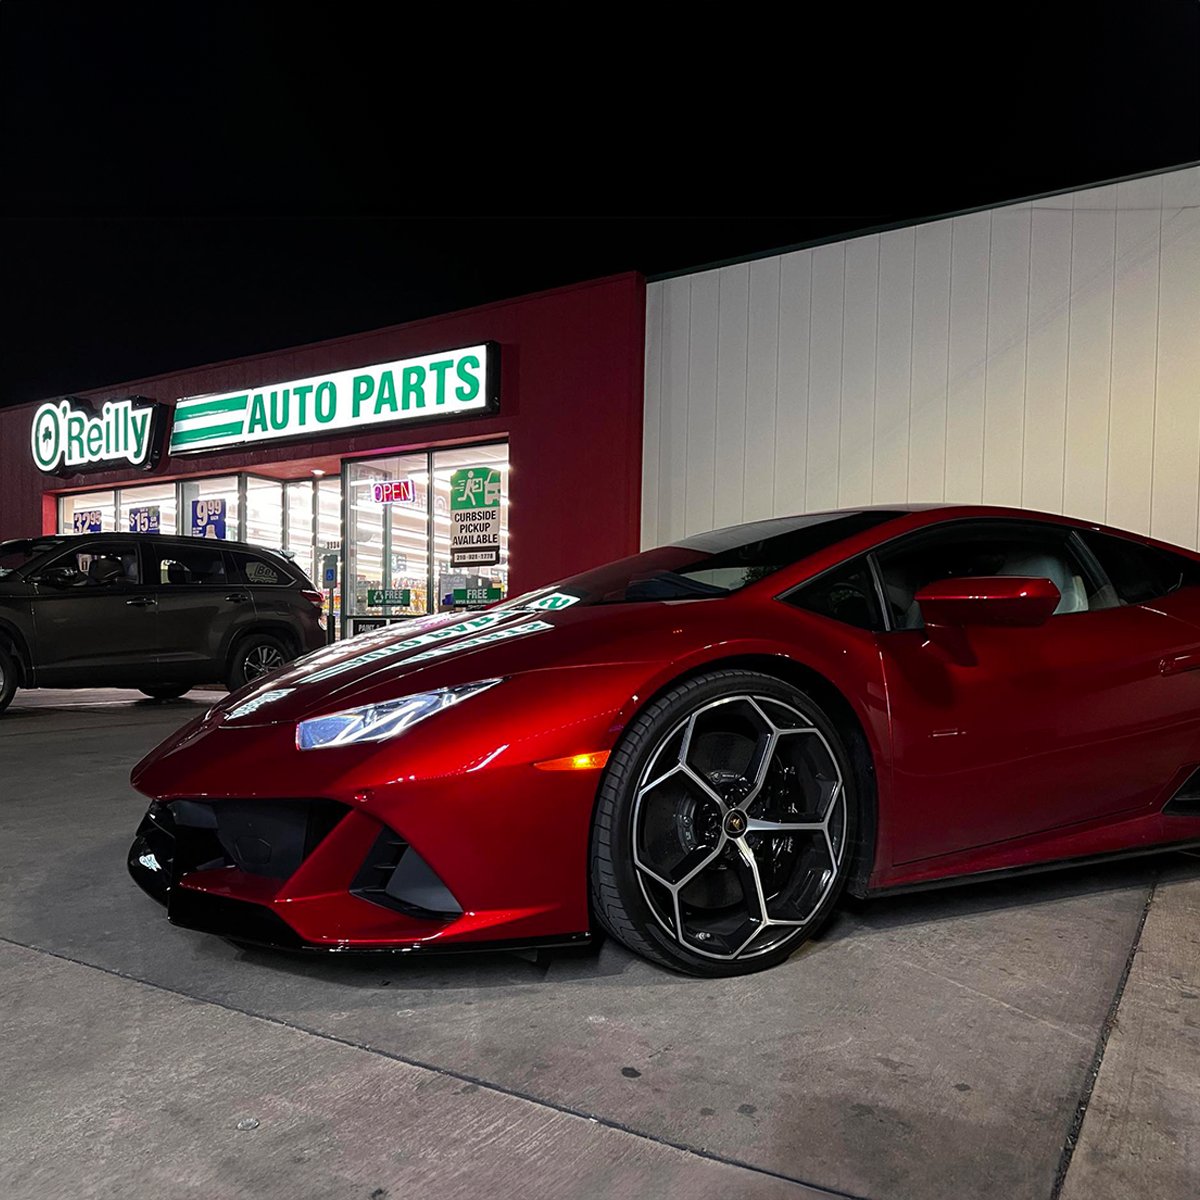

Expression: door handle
xmin=1160 ymin=651 xmax=1200 ymax=676
xmin=225 ymin=592 xmax=250 ymax=603
xmin=126 ymin=596 xmax=157 ymax=608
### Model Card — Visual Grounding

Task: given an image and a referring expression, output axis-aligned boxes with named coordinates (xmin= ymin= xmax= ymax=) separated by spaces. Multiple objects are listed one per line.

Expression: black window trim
xmin=776 ymin=555 xmax=892 ymax=633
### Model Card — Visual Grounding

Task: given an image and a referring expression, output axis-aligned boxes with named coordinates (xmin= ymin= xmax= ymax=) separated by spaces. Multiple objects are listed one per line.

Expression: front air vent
xmin=1164 ymin=767 xmax=1200 ymax=815
xmin=170 ymin=798 xmax=348 ymax=879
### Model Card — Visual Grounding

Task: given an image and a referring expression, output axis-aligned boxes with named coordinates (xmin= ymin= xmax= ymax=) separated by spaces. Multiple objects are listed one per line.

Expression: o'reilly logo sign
xmin=31 ymin=396 xmax=166 ymax=475
xmin=170 ymin=342 xmax=498 ymax=455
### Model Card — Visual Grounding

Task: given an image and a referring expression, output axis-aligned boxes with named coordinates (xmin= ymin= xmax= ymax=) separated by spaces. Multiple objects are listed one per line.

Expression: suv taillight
xmin=300 ymin=589 xmax=323 ymax=608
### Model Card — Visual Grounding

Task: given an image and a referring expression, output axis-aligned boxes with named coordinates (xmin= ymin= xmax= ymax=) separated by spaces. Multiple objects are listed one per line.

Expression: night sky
xmin=2 ymin=3 xmax=1197 ymax=410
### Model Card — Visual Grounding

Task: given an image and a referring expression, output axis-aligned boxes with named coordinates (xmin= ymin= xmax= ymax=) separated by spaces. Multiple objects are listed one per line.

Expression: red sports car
xmin=128 ymin=505 xmax=1200 ymax=976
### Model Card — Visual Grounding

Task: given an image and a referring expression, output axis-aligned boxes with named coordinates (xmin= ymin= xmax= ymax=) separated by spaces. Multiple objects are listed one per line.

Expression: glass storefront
xmin=344 ymin=441 xmax=509 ymax=633
xmin=55 ymin=441 xmax=509 ymax=637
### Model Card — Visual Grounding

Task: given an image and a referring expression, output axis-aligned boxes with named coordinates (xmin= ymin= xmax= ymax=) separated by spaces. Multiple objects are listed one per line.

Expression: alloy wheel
xmin=631 ymin=693 xmax=847 ymax=962
xmin=244 ymin=644 xmax=286 ymax=680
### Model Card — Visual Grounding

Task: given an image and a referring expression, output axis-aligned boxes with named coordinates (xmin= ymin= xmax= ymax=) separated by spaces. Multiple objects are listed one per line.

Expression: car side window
xmin=230 ymin=552 xmax=289 ymax=587
xmin=44 ymin=542 xmax=141 ymax=587
xmin=875 ymin=523 xmax=1109 ymax=630
xmin=784 ymin=560 xmax=883 ymax=631
xmin=154 ymin=545 xmax=227 ymax=586
xmin=1077 ymin=530 xmax=1199 ymax=604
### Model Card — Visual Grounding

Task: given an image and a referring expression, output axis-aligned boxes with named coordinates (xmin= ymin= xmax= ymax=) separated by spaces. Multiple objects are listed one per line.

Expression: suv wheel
xmin=0 ymin=643 xmax=16 ymax=715
xmin=227 ymin=633 xmax=291 ymax=690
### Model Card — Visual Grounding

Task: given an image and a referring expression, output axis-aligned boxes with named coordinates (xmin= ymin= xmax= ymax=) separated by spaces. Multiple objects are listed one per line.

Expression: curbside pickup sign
xmin=450 ymin=466 xmax=502 ymax=567
xmin=169 ymin=343 xmax=498 ymax=455
xmin=31 ymin=396 xmax=167 ymax=475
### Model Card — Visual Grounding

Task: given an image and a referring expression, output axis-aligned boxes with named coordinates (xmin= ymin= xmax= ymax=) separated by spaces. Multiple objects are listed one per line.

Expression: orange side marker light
xmin=534 ymin=751 xmax=611 ymax=772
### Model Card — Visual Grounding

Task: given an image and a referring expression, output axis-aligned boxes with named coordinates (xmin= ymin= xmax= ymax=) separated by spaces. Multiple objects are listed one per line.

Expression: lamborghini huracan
xmin=129 ymin=505 xmax=1200 ymax=975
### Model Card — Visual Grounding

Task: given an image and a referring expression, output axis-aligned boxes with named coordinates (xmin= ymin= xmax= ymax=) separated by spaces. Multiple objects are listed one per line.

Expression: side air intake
xmin=1164 ymin=767 xmax=1200 ymax=815
xmin=351 ymin=828 xmax=463 ymax=921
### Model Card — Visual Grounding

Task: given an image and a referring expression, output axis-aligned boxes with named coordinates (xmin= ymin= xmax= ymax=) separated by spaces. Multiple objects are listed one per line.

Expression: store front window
xmin=119 ymin=482 xmax=177 ymax=535
xmin=344 ymin=441 xmax=509 ymax=634
xmin=180 ymin=475 xmax=240 ymax=540
xmin=244 ymin=476 xmax=283 ymax=547
xmin=59 ymin=489 xmax=117 ymax=534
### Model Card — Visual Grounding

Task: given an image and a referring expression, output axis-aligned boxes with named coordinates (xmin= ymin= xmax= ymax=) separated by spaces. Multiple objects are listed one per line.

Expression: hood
xmin=212 ymin=598 xmax=709 ymax=726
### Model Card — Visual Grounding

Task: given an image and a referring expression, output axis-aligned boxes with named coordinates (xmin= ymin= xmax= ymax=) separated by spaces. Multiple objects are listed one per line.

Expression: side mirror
xmin=36 ymin=565 xmax=84 ymax=589
xmin=914 ymin=576 xmax=1061 ymax=629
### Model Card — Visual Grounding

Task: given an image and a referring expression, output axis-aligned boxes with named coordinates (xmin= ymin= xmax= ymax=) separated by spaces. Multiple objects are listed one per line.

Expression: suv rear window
xmin=229 ymin=552 xmax=292 ymax=587
xmin=153 ymin=545 xmax=227 ymax=586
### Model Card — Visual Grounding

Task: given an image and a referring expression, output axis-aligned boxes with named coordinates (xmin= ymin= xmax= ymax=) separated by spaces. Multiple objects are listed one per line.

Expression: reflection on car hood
xmin=213 ymin=602 xmax=650 ymax=726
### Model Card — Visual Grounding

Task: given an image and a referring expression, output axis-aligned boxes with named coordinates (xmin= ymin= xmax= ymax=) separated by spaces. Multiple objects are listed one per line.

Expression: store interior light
xmin=312 ymin=469 xmax=326 ymax=476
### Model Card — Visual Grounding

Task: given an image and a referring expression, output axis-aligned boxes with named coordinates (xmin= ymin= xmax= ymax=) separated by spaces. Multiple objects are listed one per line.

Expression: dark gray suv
xmin=0 ymin=534 xmax=326 ymax=713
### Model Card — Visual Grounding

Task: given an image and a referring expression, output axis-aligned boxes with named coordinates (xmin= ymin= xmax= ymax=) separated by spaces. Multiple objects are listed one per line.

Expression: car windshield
xmin=0 ymin=538 xmax=65 ymax=579
xmin=523 ymin=511 xmax=905 ymax=606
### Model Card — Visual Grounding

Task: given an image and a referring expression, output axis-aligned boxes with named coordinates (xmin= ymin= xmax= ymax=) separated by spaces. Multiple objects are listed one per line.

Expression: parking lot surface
xmin=1 ymin=690 xmax=1197 ymax=1199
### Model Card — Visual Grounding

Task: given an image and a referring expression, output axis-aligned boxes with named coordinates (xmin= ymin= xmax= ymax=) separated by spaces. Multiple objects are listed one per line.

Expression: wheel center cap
xmin=723 ymin=808 xmax=749 ymax=837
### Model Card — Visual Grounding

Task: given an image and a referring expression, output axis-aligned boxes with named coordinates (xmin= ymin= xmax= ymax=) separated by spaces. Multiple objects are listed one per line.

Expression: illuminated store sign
xmin=31 ymin=396 xmax=167 ymax=475
xmin=169 ymin=343 xmax=499 ymax=455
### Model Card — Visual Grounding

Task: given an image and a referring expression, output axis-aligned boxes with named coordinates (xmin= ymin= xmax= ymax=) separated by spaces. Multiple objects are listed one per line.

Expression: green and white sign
xmin=32 ymin=397 xmax=164 ymax=475
xmin=450 ymin=466 xmax=502 ymax=567
xmin=452 ymin=585 xmax=503 ymax=606
xmin=169 ymin=343 xmax=497 ymax=455
xmin=367 ymin=588 xmax=411 ymax=607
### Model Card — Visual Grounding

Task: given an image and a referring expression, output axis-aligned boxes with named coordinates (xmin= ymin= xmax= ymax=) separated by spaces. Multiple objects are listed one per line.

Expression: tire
xmin=0 ymin=643 xmax=17 ymax=715
xmin=139 ymin=685 xmax=192 ymax=700
xmin=590 ymin=669 xmax=860 ymax=977
xmin=226 ymin=633 xmax=292 ymax=690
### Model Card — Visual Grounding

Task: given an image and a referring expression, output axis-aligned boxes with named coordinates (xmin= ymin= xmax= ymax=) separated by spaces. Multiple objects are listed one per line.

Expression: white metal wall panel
xmin=872 ymin=227 xmax=914 ymax=503
xmin=839 ymin=237 xmax=879 ymax=507
xmin=1063 ymin=184 xmax=1117 ymax=523
xmin=684 ymin=270 xmax=719 ymax=537
xmin=1106 ymin=175 xmax=1162 ymax=535
xmin=744 ymin=259 xmax=781 ymax=522
xmin=806 ymin=244 xmax=845 ymax=511
xmin=907 ymin=220 xmax=952 ymax=503
xmin=713 ymin=264 xmax=749 ymax=534
xmin=643 ymin=164 xmax=1200 ymax=549
xmin=773 ymin=251 xmax=812 ymax=516
xmin=981 ymin=204 xmax=1031 ymax=506
xmin=1151 ymin=167 xmax=1200 ymax=547
xmin=1020 ymin=203 xmax=1073 ymax=515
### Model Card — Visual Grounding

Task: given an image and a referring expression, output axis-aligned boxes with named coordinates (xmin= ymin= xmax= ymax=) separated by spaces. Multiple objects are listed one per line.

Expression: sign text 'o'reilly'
xmin=31 ymin=397 xmax=165 ymax=475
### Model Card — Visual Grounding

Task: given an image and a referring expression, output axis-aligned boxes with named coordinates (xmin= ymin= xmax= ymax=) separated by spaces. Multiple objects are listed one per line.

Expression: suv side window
xmin=876 ymin=522 xmax=1109 ymax=630
xmin=229 ymin=551 xmax=291 ymax=587
xmin=784 ymin=560 xmax=883 ymax=631
xmin=1077 ymin=530 xmax=1199 ymax=604
xmin=45 ymin=541 xmax=141 ymax=587
xmin=153 ymin=544 xmax=227 ymax=586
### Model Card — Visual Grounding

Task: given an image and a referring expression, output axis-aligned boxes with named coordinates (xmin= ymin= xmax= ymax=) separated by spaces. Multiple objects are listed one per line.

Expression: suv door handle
xmin=225 ymin=592 xmax=250 ymax=603
xmin=126 ymin=596 xmax=157 ymax=608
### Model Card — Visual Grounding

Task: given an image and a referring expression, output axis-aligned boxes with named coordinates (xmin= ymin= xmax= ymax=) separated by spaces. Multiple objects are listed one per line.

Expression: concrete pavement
xmin=0 ymin=689 xmax=1196 ymax=1199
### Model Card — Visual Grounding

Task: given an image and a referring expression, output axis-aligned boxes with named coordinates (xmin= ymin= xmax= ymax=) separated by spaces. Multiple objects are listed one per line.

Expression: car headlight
xmin=295 ymin=679 xmax=502 ymax=751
